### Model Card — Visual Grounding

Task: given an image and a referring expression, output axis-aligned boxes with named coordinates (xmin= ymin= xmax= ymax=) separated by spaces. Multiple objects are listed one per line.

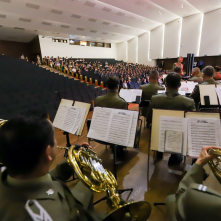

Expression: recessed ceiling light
xmin=181 ymin=4 xmax=183 ymax=8
xmin=142 ymin=19 xmax=145 ymax=22
xmin=159 ymin=11 xmax=162 ymax=15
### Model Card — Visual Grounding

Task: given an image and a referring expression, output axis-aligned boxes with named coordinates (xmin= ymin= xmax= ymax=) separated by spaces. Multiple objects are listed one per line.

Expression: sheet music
xmin=75 ymin=107 xmax=87 ymax=135
xmin=53 ymin=104 xmax=68 ymax=129
xmin=157 ymin=90 xmax=186 ymax=96
xmin=216 ymin=87 xmax=221 ymax=105
xmin=62 ymin=107 xmax=79 ymax=134
xmin=131 ymin=90 xmax=142 ymax=102
xmin=187 ymin=118 xmax=221 ymax=157
xmin=87 ymin=107 xmax=111 ymax=141
xmin=120 ymin=90 xmax=132 ymax=102
xmin=106 ymin=109 xmax=133 ymax=146
xmin=88 ymin=107 xmax=138 ymax=147
xmin=165 ymin=130 xmax=183 ymax=154
xmin=159 ymin=116 xmax=187 ymax=155
xmin=199 ymin=84 xmax=218 ymax=105
xmin=120 ymin=89 xmax=142 ymax=103
xmin=180 ymin=82 xmax=198 ymax=94
xmin=128 ymin=111 xmax=139 ymax=148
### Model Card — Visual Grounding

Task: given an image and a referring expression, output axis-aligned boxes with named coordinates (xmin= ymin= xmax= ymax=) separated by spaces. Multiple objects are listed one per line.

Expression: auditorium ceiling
xmin=0 ymin=0 xmax=220 ymax=43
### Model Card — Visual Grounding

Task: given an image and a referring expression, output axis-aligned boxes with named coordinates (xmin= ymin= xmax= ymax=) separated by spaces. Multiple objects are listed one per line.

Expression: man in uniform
xmin=146 ymin=73 xmax=195 ymax=165
xmin=0 ymin=111 xmax=103 ymax=221
xmin=139 ymin=70 xmax=164 ymax=117
xmin=190 ymin=66 xmax=219 ymax=109
xmin=189 ymin=67 xmax=203 ymax=83
xmin=172 ymin=146 xmax=221 ymax=221
xmin=95 ymin=76 xmax=128 ymax=110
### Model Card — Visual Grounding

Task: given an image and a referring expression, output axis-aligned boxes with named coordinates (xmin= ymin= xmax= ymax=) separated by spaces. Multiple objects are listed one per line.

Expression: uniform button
xmin=29 ymin=200 xmax=34 ymax=206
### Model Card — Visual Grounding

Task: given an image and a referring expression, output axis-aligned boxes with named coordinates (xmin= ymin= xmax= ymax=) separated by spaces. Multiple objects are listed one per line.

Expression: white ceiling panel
xmin=0 ymin=0 xmax=220 ymax=43
xmin=150 ymin=0 xmax=200 ymax=17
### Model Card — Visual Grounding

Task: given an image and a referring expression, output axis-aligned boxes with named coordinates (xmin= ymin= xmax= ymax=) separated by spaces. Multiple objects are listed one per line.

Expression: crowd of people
xmin=1 ymin=53 xmax=221 ymax=221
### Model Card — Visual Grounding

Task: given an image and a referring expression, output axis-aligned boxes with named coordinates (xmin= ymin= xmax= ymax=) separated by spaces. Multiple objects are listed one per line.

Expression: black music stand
xmin=63 ymin=131 xmax=78 ymax=182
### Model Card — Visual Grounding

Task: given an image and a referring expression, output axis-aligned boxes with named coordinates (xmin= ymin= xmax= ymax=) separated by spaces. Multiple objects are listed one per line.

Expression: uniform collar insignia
xmin=46 ymin=189 xmax=54 ymax=195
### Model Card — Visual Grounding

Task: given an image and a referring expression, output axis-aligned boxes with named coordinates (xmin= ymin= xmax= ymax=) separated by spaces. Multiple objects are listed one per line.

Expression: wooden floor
xmin=51 ymin=104 xmax=221 ymax=221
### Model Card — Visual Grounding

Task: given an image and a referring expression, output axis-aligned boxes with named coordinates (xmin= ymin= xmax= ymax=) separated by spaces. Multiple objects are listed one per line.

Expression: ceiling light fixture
xmin=181 ymin=4 xmax=183 ymax=8
xmin=159 ymin=11 xmax=162 ymax=15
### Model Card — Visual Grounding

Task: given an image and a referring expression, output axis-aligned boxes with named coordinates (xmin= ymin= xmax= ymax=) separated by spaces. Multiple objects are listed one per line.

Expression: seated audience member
xmin=20 ymin=54 xmax=25 ymax=59
xmin=122 ymin=80 xmax=128 ymax=89
xmin=0 ymin=111 xmax=103 ymax=221
xmin=127 ymin=79 xmax=132 ymax=89
xmin=190 ymin=66 xmax=219 ymax=109
xmin=139 ymin=70 xmax=165 ymax=117
xmin=142 ymin=79 xmax=147 ymax=85
xmin=189 ymin=67 xmax=203 ymax=83
xmin=213 ymin=66 xmax=221 ymax=80
xmin=173 ymin=146 xmax=221 ymax=221
xmin=146 ymin=73 xmax=195 ymax=165
xmin=174 ymin=66 xmax=182 ymax=76
xmin=95 ymin=77 xmax=127 ymax=110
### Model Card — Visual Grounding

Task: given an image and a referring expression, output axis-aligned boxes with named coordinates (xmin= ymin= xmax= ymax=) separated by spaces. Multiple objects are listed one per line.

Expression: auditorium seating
xmin=0 ymin=56 xmax=107 ymax=121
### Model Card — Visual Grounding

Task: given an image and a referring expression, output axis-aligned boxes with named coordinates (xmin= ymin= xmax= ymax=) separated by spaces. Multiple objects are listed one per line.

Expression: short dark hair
xmin=106 ymin=77 xmax=119 ymax=90
xmin=174 ymin=66 xmax=181 ymax=74
xmin=203 ymin=66 xmax=214 ymax=77
xmin=166 ymin=73 xmax=181 ymax=89
xmin=149 ymin=70 xmax=159 ymax=80
xmin=0 ymin=111 xmax=54 ymax=175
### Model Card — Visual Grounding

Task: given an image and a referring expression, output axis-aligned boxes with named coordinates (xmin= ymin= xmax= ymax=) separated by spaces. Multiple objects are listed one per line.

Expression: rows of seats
xmin=0 ymin=56 xmax=107 ymax=121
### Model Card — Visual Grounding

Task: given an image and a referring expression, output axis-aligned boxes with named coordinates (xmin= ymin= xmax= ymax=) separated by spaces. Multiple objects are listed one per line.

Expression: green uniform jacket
xmin=0 ymin=160 xmax=102 ymax=221
xmin=190 ymin=79 xmax=219 ymax=109
xmin=139 ymin=82 xmax=165 ymax=117
xmin=175 ymin=164 xmax=221 ymax=221
xmin=146 ymin=90 xmax=195 ymax=126
xmin=94 ymin=91 xmax=128 ymax=109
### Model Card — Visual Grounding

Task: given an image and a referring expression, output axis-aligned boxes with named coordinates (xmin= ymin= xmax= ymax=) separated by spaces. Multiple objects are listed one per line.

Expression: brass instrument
xmin=208 ymin=148 xmax=221 ymax=184
xmin=59 ymin=145 xmax=151 ymax=221
xmin=0 ymin=119 xmax=7 ymax=127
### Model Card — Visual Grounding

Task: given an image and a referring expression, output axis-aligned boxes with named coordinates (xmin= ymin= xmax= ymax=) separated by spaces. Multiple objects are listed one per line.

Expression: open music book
xmin=87 ymin=107 xmax=139 ymax=147
xmin=53 ymin=99 xmax=90 ymax=136
xmin=150 ymin=109 xmax=221 ymax=157
xmin=119 ymin=89 xmax=142 ymax=103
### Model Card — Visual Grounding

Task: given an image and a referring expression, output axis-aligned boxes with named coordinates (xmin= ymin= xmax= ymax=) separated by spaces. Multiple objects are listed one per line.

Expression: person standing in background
xmin=173 ymin=57 xmax=183 ymax=76
xmin=198 ymin=60 xmax=204 ymax=70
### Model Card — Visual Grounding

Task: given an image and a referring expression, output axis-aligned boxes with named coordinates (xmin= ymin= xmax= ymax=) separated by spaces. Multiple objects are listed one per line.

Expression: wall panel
xmin=127 ymin=37 xmax=138 ymax=63
xmin=116 ymin=41 xmax=127 ymax=61
xmin=180 ymin=13 xmax=203 ymax=57
xmin=163 ymin=18 xmax=182 ymax=58
xmin=200 ymin=8 xmax=221 ymax=56
xmin=149 ymin=25 xmax=164 ymax=59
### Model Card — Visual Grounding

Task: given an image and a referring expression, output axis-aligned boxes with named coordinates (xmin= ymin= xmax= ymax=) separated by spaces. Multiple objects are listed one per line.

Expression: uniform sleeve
xmin=146 ymin=98 xmax=155 ymax=126
xmin=189 ymin=99 xmax=196 ymax=111
xmin=175 ymin=164 xmax=221 ymax=221
xmin=190 ymin=84 xmax=200 ymax=105
xmin=49 ymin=159 xmax=74 ymax=182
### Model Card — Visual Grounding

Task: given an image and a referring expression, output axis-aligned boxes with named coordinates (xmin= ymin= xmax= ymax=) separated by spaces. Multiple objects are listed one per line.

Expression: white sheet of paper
xmin=157 ymin=90 xmax=186 ymax=96
xmin=159 ymin=116 xmax=187 ymax=155
xmin=187 ymin=118 xmax=221 ymax=157
xmin=199 ymin=84 xmax=218 ymax=105
xmin=106 ymin=109 xmax=133 ymax=146
xmin=216 ymin=88 xmax=221 ymax=105
xmin=131 ymin=90 xmax=142 ymax=102
xmin=53 ymin=104 xmax=68 ymax=129
xmin=75 ymin=107 xmax=86 ymax=135
xmin=87 ymin=107 xmax=111 ymax=141
xmin=120 ymin=89 xmax=132 ymax=102
xmin=62 ymin=107 xmax=80 ymax=134
xmin=180 ymin=82 xmax=198 ymax=94
xmin=127 ymin=111 xmax=139 ymax=148
xmin=165 ymin=130 xmax=183 ymax=154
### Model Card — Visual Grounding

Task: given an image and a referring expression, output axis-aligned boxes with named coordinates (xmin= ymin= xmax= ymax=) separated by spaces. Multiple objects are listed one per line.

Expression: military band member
xmin=174 ymin=146 xmax=221 ymax=221
xmin=0 ymin=111 xmax=103 ymax=221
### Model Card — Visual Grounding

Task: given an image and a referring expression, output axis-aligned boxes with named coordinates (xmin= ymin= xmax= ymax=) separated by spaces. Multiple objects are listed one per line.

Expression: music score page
xmin=87 ymin=107 xmax=139 ymax=147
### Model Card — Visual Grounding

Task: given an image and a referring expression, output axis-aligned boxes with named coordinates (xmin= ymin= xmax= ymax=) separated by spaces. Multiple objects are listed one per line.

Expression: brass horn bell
xmin=58 ymin=146 xmax=151 ymax=221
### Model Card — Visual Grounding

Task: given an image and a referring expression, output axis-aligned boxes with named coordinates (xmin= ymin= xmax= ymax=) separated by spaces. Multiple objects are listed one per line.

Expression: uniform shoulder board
xmin=119 ymin=96 xmax=127 ymax=102
xmin=25 ymin=200 xmax=53 ymax=221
